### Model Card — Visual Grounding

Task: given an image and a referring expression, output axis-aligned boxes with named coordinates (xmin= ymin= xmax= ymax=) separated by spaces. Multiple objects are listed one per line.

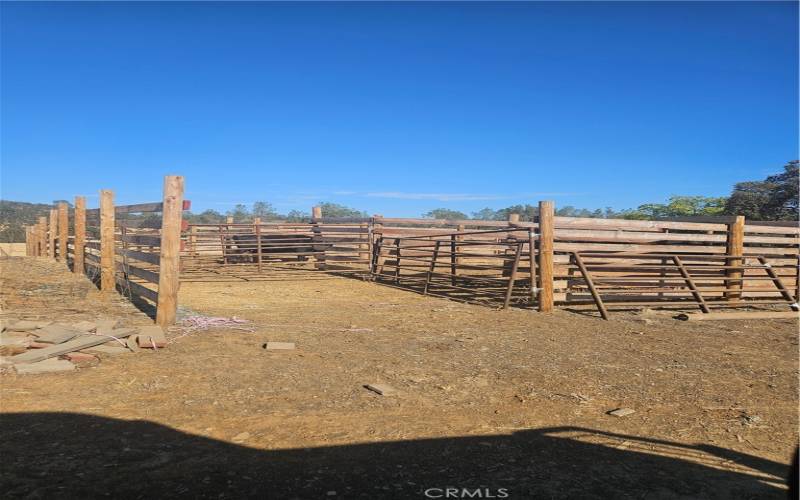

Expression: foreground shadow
xmin=0 ymin=413 xmax=791 ymax=499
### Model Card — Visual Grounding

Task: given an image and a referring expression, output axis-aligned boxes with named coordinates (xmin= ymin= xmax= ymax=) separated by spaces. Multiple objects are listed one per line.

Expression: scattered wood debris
xmin=0 ymin=318 xmax=171 ymax=374
xmin=365 ymin=383 xmax=397 ymax=396
xmin=607 ymin=408 xmax=636 ymax=417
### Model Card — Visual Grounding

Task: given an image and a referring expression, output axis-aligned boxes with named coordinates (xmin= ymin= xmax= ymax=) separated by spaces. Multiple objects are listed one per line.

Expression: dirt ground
xmin=1 ymin=256 xmax=797 ymax=499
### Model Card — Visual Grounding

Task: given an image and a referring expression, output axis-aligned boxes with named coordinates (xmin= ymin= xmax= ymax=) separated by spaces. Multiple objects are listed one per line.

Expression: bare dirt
xmin=1 ymin=256 xmax=797 ymax=499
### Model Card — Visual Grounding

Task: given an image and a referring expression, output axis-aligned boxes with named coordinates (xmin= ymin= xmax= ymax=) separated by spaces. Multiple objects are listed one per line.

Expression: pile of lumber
xmin=0 ymin=318 xmax=168 ymax=375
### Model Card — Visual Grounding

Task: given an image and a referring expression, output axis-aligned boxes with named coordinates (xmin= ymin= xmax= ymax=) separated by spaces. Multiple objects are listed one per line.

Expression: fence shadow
xmin=0 ymin=412 xmax=792 ymax=499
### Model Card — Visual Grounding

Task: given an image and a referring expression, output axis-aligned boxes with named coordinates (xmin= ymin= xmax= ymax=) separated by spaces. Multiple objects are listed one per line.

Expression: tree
xmin=252 ymin=201 xmax=280 ymax=220
xmin=285 ymin=209 xmax=309 ymax=222
xmin=316 ymin=202 xmax=367 ymax=218
xmin=185 ymin=209 xmax=225 ymax=224
xmin=422 ymin=208 xmax=468 ymax=220
xmin=471 ymin=208 xmax=499 ymax=220
xmin=494 ymin=204 xmax=538 ymax=221
xmin=624 ymin=196 xmax=727 ymax=219
xmin=227 ymin=204 xmax=251 ymax=222
xmin=725 ymin=161 xmax=799 ymax=220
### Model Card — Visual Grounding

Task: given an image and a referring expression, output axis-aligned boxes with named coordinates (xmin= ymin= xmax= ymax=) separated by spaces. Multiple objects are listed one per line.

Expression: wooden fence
xmin=28 ymin=193 xmax=795 ymax=318
xmin=23 ymin=176 xmax=187 ymax=326
xmin=180 ymin=211 xmax=371 ymax=282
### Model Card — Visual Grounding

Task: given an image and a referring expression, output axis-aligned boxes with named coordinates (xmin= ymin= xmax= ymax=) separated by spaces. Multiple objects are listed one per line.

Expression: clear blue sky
xmin=1 ymin=1 xmax=797 ymax=216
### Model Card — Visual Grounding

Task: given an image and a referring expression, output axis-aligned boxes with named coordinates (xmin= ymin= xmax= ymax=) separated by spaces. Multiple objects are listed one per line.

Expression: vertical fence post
xmin=725 ymin=215 xmax=745 ymax=302
xmin=48 ymin=208 xmax=57 ymax=259
xmin=455 ymin=223 xmax=465 ymax=277
xmin=372 ymin=215 xmax=383 ymax=275
xmin=156 ymin=175 xmax=185 ymax=326
xmin=503 ymin=214 xmax=520 ymax=277
xmin=74 ymin=196 xmax=86 ymax=275
xmin=24 ymin=226 xmax=31 ymax=255
xmin=58 ymin=202 xmax=68 ymax=263
xmin=100 ymin=190 xmax=115 ymax=293
xmin=254 ymin=217 xmax=262 ymax=273
xmin=538 ymin=201 xmax=555 ymax=312
xmin=311 ymin=206 xmax=326 ymax=270
xmin=37 ymin=216 xmax=47 ymax=256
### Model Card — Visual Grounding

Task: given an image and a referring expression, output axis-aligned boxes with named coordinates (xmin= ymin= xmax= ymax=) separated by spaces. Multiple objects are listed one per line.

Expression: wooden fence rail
xmin=23 ymin=175 xmax=187 ymax=326
xmin=26 ymin=196 xmax=797 ymax=318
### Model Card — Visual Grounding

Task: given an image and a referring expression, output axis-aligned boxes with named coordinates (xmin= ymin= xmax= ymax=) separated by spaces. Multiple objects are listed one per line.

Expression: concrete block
xmin=137 ymin=326 xmax=167 ymax=348
xmin=62 ymin=352 xmax=98 ymax=363
xmin=7 ymin=320 xmax=48 ymax=332
xmin=263 ymin=342 xmax=295 ymax=351
xmin=94 ymin=318 xmax=120 ymax=332
xmin=14 ymin=358 xmax=75 ymax=375
xmin=84 ymin=345 xmax=131 ymax=356
xmin=71 ymin=321 xmax=97 ymax=332
xmin=34 ymin=324 xmax=80 ymax=344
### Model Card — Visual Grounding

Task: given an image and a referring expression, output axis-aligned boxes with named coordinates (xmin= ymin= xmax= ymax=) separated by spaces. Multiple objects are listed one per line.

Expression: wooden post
xmin=372 ymin=215 xmax=383 ymax=275
xmin=311 ymin=206 xmax=326 ymax=270
xmin=189 ymin=225 xmax=198 ymax=256
xmin=37 ymin=216 xmax=47 ymax=256
xmin=48 ymin=208 xmax=57 ymax=259
xmin=450 ymin=234 xmax=457 ymax=285
xmin=455 ymin=223 xmax=465 ymax=277
xmin=24 ymin=226 xmax=31 ymax=255
xmin=74 ymin=196 xmax=86 ymax=274
xmin=503 ymin=214 xmax=520 ymax=277
xmin=57 ymin=202 xmax=68 ymax=263
xmin=538 ymin=201 xmax=554 ymax=312
xmin=254 ymin=217 xmax=262 ymax=273
xmin=100 ymin=190 xmax=115 ymax=293
xmin=156 ymin=175 xmax=185 ymax=326
xmin=725 ymin=215 xmax=745 ymax=302
xmin=358 ymin=222 xmax=369 ymax=263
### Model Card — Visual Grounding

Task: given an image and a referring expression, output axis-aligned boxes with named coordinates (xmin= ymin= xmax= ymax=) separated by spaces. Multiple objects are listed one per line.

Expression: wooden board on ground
xmin=9 ymin=329 xmax=138 ymax=364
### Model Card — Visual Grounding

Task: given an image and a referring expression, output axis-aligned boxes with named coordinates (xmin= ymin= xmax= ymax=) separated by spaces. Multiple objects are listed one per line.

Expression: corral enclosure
xmin=14 ymin=174 xmax=800 ymax=498
xmin=24 ymin=175 xmax=799 ymax=322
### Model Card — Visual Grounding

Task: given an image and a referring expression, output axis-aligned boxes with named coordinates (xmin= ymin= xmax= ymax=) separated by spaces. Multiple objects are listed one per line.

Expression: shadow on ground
xmin=0 ymin=412 xmax=791 ymax=499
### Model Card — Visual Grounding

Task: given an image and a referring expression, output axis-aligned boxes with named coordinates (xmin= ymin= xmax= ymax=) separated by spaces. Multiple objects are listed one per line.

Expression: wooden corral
xmin=174 ymin=204 xmax=797 ymax=318
xmin=23 ymin=175 xmax=187 ymax=326
xmin=26 ymin=187 xmax=798 ymax=320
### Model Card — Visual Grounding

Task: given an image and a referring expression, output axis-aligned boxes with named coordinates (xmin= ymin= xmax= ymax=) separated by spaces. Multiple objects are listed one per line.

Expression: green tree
xmin=625 ymin=196 xmax=727 ymax=219
xmin=494 ymin=204 xmax=538 ymax=221
xmin=724 ymin=161 xmax=799 ymax=220
xmin=252 ymin=201 xmax=280 ymax=220
xmin=316 ymin=202 xmax=367 ymax=218
xmin=227 ymin=204 xmax=251 ymax=222
xmin=471 ymin=208 xmax=499 ymax=220
xmin=285 ymin=209 xmax=309 ymax=222
xmin=422 ymin=208 xmax=468 ymax=220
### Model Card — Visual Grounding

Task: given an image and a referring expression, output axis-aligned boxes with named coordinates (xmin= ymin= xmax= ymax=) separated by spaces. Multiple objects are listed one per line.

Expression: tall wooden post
xmin=74 ymin=196 xmax=86 ymax=275
xmin=48 ymin=208 xmax=57 ymax=259
xmin=311 ymin=206 xmax=326 ymax=270
xmin=538 ymin=201 xmax=555 ymax=312
xmin=156 ymin=175 xmax=185 ymax=326
xmin=503 ymin=214 xmax=520 ymax=277
xmin=725 ymin=215 xmax=745 ymax=302
xmin=100 ymin=190 xmax=115 ymax=293
xmin=57 ymin=202 xmax=68 ymax=263
xmin=254 ymin=217 xmax=262 ymax=272
xmin=37 ymin=216 xmax=47 ymax=256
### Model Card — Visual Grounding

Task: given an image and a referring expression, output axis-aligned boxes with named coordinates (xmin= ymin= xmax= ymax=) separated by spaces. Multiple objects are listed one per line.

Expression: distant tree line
xmin=1 ymin=162 xmax=796 ymax=242
xmin=184 ymin=201 xmax=368 ymax=224
xmin=423 ymin=161 xmax=799 ymax=222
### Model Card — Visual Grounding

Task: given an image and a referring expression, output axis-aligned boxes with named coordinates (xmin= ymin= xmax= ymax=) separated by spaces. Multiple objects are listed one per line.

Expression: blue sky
xmin=1 ymin=1 xmax=797 ymax=216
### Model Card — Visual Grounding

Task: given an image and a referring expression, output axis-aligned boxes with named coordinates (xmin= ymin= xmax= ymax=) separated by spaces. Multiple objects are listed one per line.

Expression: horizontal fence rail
xmin=23 ymin=176 xmax=187 ymax=326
